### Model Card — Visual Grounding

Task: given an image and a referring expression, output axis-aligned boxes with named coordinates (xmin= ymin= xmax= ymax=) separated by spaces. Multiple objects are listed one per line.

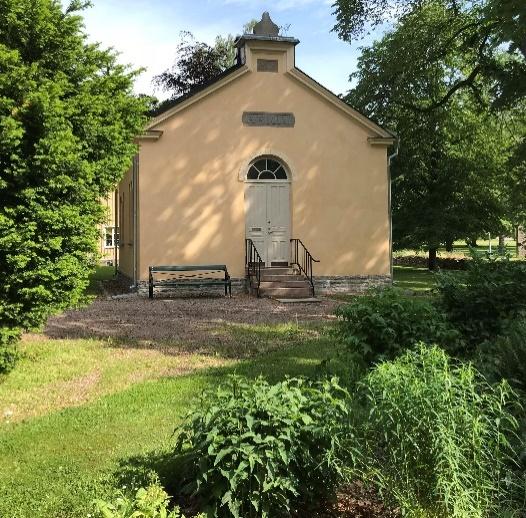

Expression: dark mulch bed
xmin=44 ymin=279 xmax=339 ymax=356
xmin=178 ymin=482 xmax=398 ymax=517
xmin=324 ymin=483 xmax=399 ymax=517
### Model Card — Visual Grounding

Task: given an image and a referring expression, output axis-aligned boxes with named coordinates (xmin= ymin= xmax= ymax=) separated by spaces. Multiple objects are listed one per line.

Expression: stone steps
xmin=259 ymin=286 xmax=313 ymax=298
xmin=259 ymin=275 xmax=303 ymax=282
xmin=259 ymin=280 xmax=309 ymax=288
xmin=248 ymin=267 xmax=313 ymax=299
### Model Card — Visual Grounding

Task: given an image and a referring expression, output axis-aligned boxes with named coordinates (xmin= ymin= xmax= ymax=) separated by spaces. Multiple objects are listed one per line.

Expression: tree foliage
xmin=333 ymin=0 xmax=526 ymax=109
xmin=153 ymin=32 xmax=232 ymax=100
xmin=153 ymin=21 xmax=257 ymax=102
xmin=346 ymin=1 xmax=523 ymax=264
xmin=0 ymin=0 xmax=147 ymax=354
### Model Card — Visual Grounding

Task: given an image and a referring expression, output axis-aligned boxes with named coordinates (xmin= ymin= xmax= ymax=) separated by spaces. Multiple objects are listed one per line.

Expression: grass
xmin=86 ymin=264 xmax=116 ymax=295
xmin=1 ymin=337 xmax=230 ymax=423
xmin=395 ymin=238 xmax=518 ymax=259
xmin=331 ymin=266 xmax=438 ymax=304
xmin=393 ymin=266 xmax=437 ymax=293
xmin=0 ymin=325 xmax=346 ymax=517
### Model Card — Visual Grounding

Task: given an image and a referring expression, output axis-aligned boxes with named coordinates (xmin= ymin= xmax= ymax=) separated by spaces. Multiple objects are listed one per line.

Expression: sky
xmin=78 ymin=0 xmax=381 ymax=100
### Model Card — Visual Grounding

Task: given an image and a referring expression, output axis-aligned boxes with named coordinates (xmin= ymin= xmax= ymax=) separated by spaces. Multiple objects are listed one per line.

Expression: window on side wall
xmin=104 ymin=226 xmax=117 ymax=248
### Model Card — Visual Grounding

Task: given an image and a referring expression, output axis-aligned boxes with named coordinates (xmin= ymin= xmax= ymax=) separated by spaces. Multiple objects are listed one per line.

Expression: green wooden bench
xmin=148 ymin=265 xmax=232 ymax=299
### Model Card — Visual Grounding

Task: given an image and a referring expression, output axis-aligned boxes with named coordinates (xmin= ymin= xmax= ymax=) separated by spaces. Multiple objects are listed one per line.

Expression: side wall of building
xmin=117 ymin=167 xmax=135 ymax=280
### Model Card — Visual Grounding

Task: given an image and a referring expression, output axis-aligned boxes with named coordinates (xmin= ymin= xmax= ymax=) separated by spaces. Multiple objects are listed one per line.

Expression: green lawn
xmin=0 ymin=264 xmax=471 ymax=516
xmin=86 ymin=265 xmax=116 ymax=295
xmin=393 ymin=265 xmax=437 ymax=293
xmin=0 ymin=327 xmax=347 ymax=517
xmin=451 ymin=239 xmax=517 ymax=258
xmin=395 ymin=238 xmax=518 ymax=260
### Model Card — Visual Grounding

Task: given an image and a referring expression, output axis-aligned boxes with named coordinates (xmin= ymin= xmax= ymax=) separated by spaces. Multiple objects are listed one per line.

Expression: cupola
xmin=235 ymin=12 xmax=299 ymax=73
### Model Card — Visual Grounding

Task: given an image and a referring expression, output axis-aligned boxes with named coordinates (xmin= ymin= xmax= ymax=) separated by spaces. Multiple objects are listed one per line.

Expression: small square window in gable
xmin=257 ymin=59 xmax=278 ymax=73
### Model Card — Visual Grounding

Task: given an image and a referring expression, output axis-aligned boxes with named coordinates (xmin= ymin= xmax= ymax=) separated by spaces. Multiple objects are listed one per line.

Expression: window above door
xmin=247 ymin=157 xmax=289 ymax=181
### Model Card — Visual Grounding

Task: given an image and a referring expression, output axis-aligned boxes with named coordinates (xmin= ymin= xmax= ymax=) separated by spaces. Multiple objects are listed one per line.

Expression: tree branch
xmin=397 ymin=65 xmax=482 ymax=112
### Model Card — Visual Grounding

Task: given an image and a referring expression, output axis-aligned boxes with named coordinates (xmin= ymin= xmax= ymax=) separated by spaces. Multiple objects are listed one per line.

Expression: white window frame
xmin=104 ymin=226 xmax=117 ymax=249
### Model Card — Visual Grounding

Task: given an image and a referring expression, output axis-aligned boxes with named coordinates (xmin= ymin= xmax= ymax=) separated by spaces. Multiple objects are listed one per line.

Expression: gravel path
xmin=45 ymin=293 xmax=339 ymax=348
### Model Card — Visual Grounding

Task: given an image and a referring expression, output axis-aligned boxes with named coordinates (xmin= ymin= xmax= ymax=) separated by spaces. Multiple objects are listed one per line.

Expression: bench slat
xmin=150 ymin=265 xmax=227 ymax=272
xmin=149 ymin=264 xmax=232 ymax=299
xmin=153 ymin=281 xmax=229 ymax=287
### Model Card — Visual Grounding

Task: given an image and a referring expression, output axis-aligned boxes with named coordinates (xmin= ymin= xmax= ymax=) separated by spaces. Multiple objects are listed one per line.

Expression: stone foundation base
xmin=314 ymin=275 xmax=392 ymax=294
xmin=119 ymin=273 xmax=391 ymax=297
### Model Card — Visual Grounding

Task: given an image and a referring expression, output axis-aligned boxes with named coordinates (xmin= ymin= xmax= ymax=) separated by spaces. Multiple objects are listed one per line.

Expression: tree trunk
xmin=498 ymin=234 xmax=505 ymax=255
xmin=428 ymin=247 xmax=438 ymax=270
xmin=445 ymin=240 xmax=453 ymax=252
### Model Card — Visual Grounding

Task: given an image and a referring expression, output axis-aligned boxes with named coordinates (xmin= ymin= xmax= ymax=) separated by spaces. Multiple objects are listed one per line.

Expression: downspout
xmin=132 ymin=154 xmax=139 ymax=288
xmin=388 ymin=140 xmax=399 ymax=282
xmin=114 ymin=189 xmax=118 ymax=276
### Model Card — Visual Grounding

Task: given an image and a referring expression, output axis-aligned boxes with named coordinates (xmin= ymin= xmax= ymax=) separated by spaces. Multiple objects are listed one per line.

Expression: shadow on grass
xmin=110 ymin=336 xmax=366 ymax=510
xmin=82 ymin=321 xmax=332 ymax=361
xmin=112 ymin=449 xmax=186 ymax=501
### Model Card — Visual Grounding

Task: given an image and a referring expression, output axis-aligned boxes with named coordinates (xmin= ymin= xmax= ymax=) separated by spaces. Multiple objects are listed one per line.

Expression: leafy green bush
xmin=476 ymin=318 xmax=526 ymax=392
xmin=0 ymin=327 xmax=20 ymax=374
xmin=355 ymin=345 xmax=520 ymax=517
xmin=94 ymin=482 xmax=201 ymax=518
xmin=335 ymin=288 xmax=459 ymax=362
xmin=437 ymin=256 xmax=526 ymax=346
xmin=172 ymin=376 xmax=350 ymax=517
xmin=0 ymin=345 xmax=19 ymax=375
xmin=0 ymin=0 xmax=147 ymax=363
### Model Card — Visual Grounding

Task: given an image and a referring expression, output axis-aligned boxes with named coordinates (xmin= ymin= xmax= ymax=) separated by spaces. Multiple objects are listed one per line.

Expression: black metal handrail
xmin=245 ymin=239 xmax=263 ymax=297
xmin=290 ymin=238 xmax=320 ymax=296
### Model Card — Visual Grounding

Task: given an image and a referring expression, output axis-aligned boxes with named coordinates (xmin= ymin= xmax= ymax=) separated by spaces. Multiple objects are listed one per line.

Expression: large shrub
xmin=476 ymin=317 xmax=526 ymax=392
xmin=0 ymin=344 xmax=18 ymax=375
xmin=355 ymin=345 xmax=520 ymax=517
xmin=172 ymin=376 xmax=350 ymax=517
xmin=0 ymin=0 xmax=147 ymax=360
xmin=436 ymin=256 xmax=526 ymax=345
xmin=0 ymin=327 xmax=19 ymax=374
xmin=335 ymin=288 xmax=459 ymax=362
xmin=94 ymin=481 xmax=203 ymax=518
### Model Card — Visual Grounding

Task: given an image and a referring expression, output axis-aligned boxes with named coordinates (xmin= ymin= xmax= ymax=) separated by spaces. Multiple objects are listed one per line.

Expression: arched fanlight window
xmin=247 ymin=157 xmax=288 ymax=180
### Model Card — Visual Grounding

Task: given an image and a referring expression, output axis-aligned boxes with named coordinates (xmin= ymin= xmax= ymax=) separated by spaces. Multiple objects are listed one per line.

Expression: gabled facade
xmin=117 ymin=13 xmax=396 ymax=294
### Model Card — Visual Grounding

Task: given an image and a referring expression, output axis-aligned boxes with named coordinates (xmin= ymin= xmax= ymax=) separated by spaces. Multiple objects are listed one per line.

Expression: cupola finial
xmin=253 ymin=12 xmax=279 ymax=37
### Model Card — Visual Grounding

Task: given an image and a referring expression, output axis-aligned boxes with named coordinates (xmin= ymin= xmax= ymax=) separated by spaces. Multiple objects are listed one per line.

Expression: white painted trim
xmin=368 ymin=137 xmax=396 ymax=146
xmin=147 ymin=66 xmax=250 ymax=129
xmin=238 ymin=150 xmax=296 ymax=182
xmin=136 ymin=130 xmax=163 ymax=141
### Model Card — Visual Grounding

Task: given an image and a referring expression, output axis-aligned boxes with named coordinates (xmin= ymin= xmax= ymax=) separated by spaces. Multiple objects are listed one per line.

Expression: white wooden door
xmin=245 ymin=183 xmax=290 ymax=266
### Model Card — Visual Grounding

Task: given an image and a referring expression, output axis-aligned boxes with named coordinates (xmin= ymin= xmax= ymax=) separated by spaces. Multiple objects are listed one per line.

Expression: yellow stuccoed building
xmin=116 ymin=13 xmax=397 ymax=297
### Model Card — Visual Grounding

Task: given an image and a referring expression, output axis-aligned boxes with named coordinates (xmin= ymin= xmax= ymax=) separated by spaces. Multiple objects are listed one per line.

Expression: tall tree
xmin=333 ymin=0 xmax=526 ymax=109
xmin=153 ymin=32 xmax=231 ymax=100
xmin=153 ymin=21 xmax=258 ymax=103
xmin=346 ymin=1 xmax=519 ymax=267
xmin=0 ymin=0 xmax=147 ymax=367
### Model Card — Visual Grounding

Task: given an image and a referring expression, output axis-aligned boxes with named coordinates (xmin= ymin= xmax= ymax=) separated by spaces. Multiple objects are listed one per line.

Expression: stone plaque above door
xmin=242 ymin=112 xmax=295 ymax=128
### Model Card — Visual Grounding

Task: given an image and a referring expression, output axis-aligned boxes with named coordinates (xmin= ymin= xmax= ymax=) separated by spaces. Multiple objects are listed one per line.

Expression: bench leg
xmin=149 ymin=284 xmax=153 ymax=299
xmin=229 ymin=283 xmax=232 ymax=298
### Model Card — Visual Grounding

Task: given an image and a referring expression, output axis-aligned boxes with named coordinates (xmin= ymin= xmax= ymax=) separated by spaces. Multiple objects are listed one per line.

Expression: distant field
xmin=395 ymin=238 xmax=518 ymax=259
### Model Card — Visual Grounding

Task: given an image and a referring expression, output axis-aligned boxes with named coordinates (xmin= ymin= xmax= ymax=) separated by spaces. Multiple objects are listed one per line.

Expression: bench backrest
xmin=149 ymin=265 xmax=227 ymax=273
